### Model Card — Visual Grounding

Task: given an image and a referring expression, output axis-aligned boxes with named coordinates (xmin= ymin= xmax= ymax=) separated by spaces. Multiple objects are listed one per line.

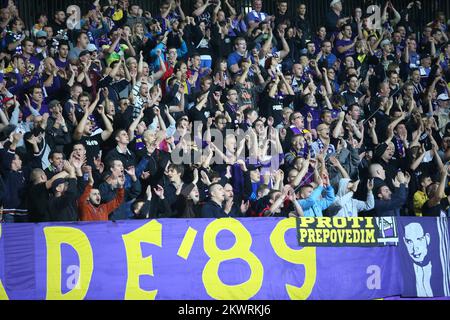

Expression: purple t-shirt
xmin=55 ymin=57 xmax=68 ymax=69
xmin=335 ymin=38 xmax=355 ymax=59
xmin=301 ymin=105 xmax=322 ymax=130
xmin=22 ymin=55 xmax=41 ymax=69
xmin=23 ymin=102 xmax=49 ymax=119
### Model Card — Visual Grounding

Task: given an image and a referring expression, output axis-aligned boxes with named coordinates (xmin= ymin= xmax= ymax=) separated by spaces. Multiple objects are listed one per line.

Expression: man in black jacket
xmin=104 ymin=129 xmax=137 ymax=169
xmin=201 ymin=182 xmax=229 ymax=218
xmin=28 ymin=167 xmax=71 ymax=222
xmin=98 ymin=160 xmax=142 ymax=220
xmin=48 ymin=162 xmax=79 ymax=221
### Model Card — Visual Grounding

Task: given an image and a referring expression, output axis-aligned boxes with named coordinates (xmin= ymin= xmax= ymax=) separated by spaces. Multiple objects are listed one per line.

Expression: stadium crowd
xmin=0 ymin=0 xmax=450 ymax=222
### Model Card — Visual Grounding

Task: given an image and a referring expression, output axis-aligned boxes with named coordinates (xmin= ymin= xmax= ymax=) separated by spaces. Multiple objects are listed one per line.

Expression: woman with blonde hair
xmin=131 ymin=22 xmax=146 ymax=55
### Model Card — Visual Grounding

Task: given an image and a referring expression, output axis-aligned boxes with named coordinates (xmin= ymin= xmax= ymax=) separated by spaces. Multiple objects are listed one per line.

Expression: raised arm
xmin=387 ymin=112 xmax=406 ymax=132
xmin=260 ymin=28 xmax=273 ymax=58
xmin=105 ymin=33 xmax=122 ymax=55
xmin=151 ymin=54 xmax=167 ymax=81
xmin=154 ymin=106 xmax=167 ymax=132
xmin=427 ymin=165 xmax=448 ymax=207
xmin=292 ymin=157 xmax=311 ymax=187
xmin=98 ymin=103 xmax=113 ymax=141
xmin=137 ymin=50 xmax=144 ymax=82
xmin=193 ymin=0 xmax=210 ymax=17
xmin=175 ymin=0 xmax=186 ymax=21
xmin=121 ymin=56 xmax=132 ymax=82
xmin=332 ymin=111 xmax=345 ymax=139
xmin=73 ymin=91 xmax=100 ymax=141
xmin=277 ymin=29 xmax=290 ymax=60
xmin=211 ymin=1 xmax=221 ymax=24
xmin=224 ymin=0 xmax=236 ymax=16
xmin=268 ymin=75 xmax=280 ymax=98
xmin=278 ymin=70 xmax=294 ymax=95
xmin=128 ymin=109 xmax=144 ymax=141
xmin=236 ymin=62 xmax=250 ymax=84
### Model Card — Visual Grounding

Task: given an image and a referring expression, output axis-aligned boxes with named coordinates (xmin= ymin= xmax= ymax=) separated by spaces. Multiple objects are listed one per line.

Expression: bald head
xmin=369 ymin=163 xmax=386 ymax=179
xmin=31 ymin=168 xmax=47 ymax=185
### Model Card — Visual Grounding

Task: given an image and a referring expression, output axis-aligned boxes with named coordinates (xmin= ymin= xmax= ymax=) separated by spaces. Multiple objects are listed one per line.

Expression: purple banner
xmin=0 ymin=217 xmax=447 ymax=300
xmin=397 ymin=217 xmax=450 ymax=298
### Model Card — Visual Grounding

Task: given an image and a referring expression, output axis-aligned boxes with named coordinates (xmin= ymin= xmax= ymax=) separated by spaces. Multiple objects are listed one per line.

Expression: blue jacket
xmin=298 ymin=185 xmax=336 ymax=217
xmin=98 ymin=178 xmax=142 ymax=220
xmin=150 ymin=41 xmax=188 ymax=71
xmin=374 ymin=185 xmax=407 ymax=217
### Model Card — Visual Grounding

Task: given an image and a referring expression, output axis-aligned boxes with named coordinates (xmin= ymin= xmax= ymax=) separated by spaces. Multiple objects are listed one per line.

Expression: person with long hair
xmin=293 ymin=3 xmax=312 ymax=41
xmin=212 ymin=57 xmax=231 ymax=89
xmin=175 ymin=182 xmax=201 ymax=218
xmin=130 ymin=22 xmax=146 ymax=55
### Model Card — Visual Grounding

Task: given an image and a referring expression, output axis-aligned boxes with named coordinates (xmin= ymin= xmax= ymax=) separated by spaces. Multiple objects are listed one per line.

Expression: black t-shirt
xmin=78 ymin=133 xmax=104 ymax=167
xmin=195 ymin=6 xmax=214 ymax=26
xmin=341 ymin=90 xmax=363 ymax=111
xmin=422 ymin=198 xmax=449 ymax=217
xmin=261 ymin=95 xmax=294 ymax=127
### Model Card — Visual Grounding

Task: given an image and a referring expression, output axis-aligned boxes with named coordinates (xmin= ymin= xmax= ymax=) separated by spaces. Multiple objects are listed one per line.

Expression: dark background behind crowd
xmin=14 ymin=0 xmax=450 ymax=33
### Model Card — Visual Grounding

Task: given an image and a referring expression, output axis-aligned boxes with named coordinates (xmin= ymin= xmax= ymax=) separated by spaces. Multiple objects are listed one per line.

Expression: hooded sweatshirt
xmin=331 ymin=178 xmax=375 ymax=217
xmin=297 ymin=185 xmax=336 ymax=217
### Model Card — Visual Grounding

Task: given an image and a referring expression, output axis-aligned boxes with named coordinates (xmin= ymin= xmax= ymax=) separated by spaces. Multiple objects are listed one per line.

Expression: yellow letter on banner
xmin=270 ymin=218 xmax=317 ymax=300
xmin=44 ymin=227 xmax=93 ymax=300
xmin=0 ymin=225 xmax=9 ymax=300
xmin=122 ymin=220 xmax=162 ymax=300
xmin=202 ymin=218 xmax=264 ymax=300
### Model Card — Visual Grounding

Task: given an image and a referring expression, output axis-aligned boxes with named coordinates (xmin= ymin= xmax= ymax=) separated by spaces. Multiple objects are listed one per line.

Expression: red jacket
xmin=78 ymin=184 xmax=124 ymax=221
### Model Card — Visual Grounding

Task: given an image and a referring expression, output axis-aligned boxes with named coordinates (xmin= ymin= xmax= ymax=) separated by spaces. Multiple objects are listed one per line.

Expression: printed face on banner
xmin=398 ymin=218 xmax=450 ymax=298
xmin=403 ymin=223 xmax=430 ymax=264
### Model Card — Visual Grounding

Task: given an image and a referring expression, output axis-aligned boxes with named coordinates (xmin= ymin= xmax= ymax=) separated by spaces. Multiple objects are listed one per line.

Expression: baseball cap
xmin=2 ymin=96 xmax=14 ymax=104
xmin=79 ymin=50 xmax=90 ymax=58
xmin=36 ymin=30 xmax=47 ymax=38
xmin=437 ymin=93 xmax=450 ymax=101
xmin=330 ymin=0 xmax=342 ymax=7
xmin=87 ymin=43 xmax=98 ymax=52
